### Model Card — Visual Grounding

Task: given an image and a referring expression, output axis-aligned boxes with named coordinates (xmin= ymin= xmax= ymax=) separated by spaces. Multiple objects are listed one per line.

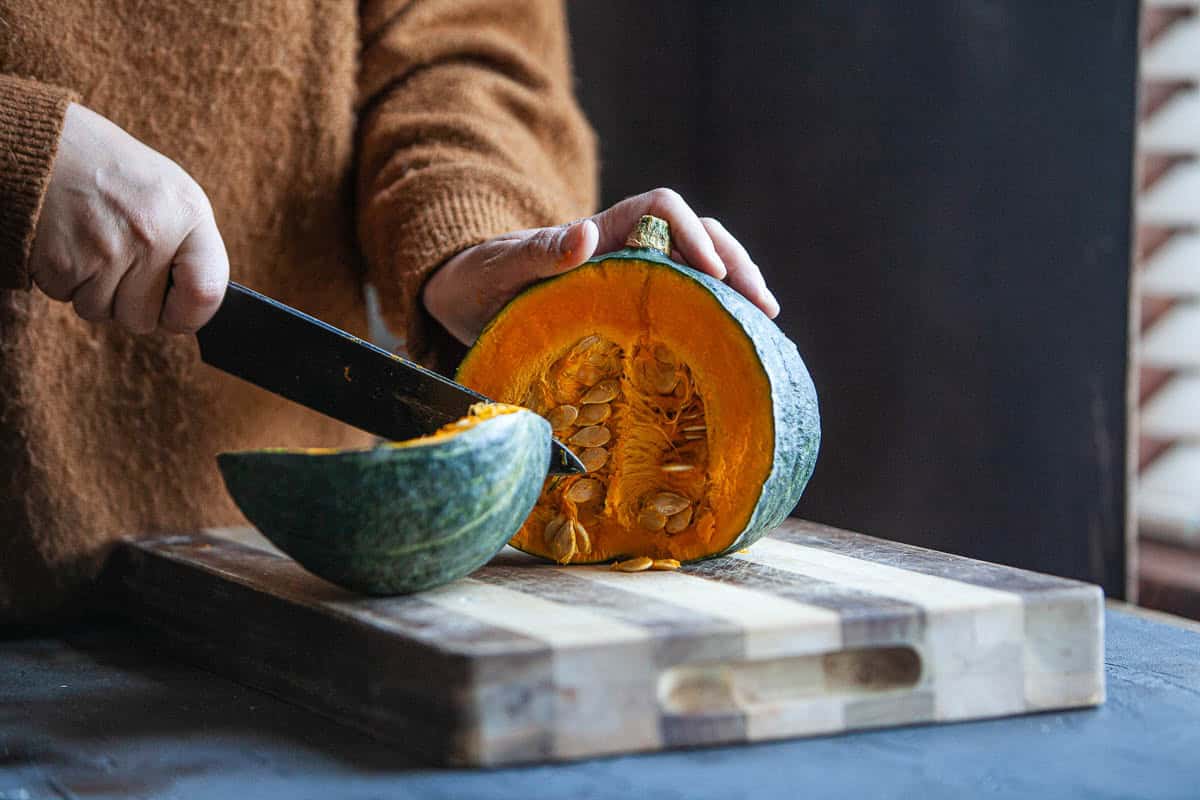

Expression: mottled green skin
xmin=216 ymin=410 xmax=551 ymax=595
xmin=462 ymin=247 xmax=820 ymax=560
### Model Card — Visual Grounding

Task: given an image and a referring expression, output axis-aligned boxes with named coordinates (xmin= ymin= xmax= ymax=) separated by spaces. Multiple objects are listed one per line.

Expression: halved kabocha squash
xmin=456 ymin=216 xmax=820 ymax=565
xmin=217 ymin=403 xmax=549 ymax=594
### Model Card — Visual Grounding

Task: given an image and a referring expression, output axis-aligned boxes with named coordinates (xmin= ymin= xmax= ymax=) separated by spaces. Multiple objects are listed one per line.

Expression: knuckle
xmin=648 ymin=187 xmax=682 ymax=206
xmin=125 ymin=206 xmax=162 ymax=249
xmin=175 ymin=275 xmax=225 ymax=310
xmin=173 ymin=178 xmax=212 ymax=222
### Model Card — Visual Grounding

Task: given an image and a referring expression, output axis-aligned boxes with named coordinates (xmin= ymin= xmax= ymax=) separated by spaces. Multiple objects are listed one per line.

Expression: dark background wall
xmin=567 ymin=2 xmax=1139 ymax=596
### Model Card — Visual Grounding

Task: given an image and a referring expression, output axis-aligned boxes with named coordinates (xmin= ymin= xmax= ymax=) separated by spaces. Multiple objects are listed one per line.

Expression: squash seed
xmin=576 ymin=403 xmax=611 ymax=425
xmin=650 ymin=558 xmax=681 ymax=571
xmin=545 ymin=515 xmax=576 ymax=562
xmin=649 ymin=492 xmax=690 ymax=516
xmin=573 ymin=520 xmax=591 ymax=553
xmin=570 ymin=425 xmax=611 ymax=447
xmin=665 ymin=507 xmax=692 ymax=534
xmin=680 ymin=425 xmax=706 ymax=433
xmin=576 ymin=334 xmax=601 ymax=350
xmin=638 ymin=507 xmax=667 ymax=531
xmin=581 ymin=379 xmax=620 ymax=404
xmin=565 ymin=478 xmax=603 ymax=503
xmin=547 ymin=404 xmax=578 ymax=430
xmin=653 ymin=368 xmax=679 ymax=395
xmin=660 ymin=463 xmax=694 ymax=473
xmin=575 ymin=364 xmax=605 ymax=386
xmin=579 ymin=447 xmax=608 ymax=472
xmin=612 ymin=556 xmax=653 ymax=572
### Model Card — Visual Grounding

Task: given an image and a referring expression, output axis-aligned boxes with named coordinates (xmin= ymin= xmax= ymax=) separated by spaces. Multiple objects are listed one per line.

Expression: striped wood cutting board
xmin=106 ymin=519 xmax=1104 ymax=766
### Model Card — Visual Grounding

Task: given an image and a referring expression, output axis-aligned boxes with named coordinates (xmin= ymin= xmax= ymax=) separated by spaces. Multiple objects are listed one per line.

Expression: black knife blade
xmin=196 ymin=282 xmax=584 ymax=475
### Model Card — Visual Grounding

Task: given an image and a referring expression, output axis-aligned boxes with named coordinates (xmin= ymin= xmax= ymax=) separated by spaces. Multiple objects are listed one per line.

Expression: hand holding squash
xmin=422 ymin=188 xmax=780 ymax=345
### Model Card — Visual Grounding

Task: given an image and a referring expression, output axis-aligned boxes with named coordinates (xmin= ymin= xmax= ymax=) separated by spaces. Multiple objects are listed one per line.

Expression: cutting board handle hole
xmin=658 ymin=646 xmax=922 ymax=714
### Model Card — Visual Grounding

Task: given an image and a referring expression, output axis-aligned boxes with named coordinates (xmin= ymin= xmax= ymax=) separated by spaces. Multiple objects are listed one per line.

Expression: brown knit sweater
xmin=0 ymin=0 xmax=597 ymax=622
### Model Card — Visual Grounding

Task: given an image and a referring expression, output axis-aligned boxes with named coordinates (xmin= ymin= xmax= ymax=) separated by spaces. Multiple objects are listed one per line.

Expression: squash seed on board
xmin=649 ymin=492 xmax=690 ymax=516
xmin=611 ymin=556 xmax=653 ymax=572
xmin=565 ymin=478 xmax=603 ymax=504
xmin=569 ymin=425 xmax=611 ymax=447
xmin=581 ymin=380 xmax=620 ymax=404
xmin=576 ymin=403 xmax=611 ymax=425
xmin=650 ymin=558 xmax=681 ymax=571
xmin=579 ymin=447 xmax=609 ymax=472
xmin=637 ymin=507 xmax=667 ymax=531
xmin=547 ymin=404 xmax=579 ymax=430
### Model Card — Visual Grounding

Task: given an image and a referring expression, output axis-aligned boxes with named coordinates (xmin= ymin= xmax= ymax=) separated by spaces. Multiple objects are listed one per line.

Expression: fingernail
xmin=555 ymin=222 xmax=583 ymax=268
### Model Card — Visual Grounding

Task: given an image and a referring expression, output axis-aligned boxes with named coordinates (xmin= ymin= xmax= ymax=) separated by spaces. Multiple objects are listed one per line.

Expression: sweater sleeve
xmin=0 ymin=75 xmax=76 ymax=291
xmin=356 ymin=0 xmax=598 ymax=374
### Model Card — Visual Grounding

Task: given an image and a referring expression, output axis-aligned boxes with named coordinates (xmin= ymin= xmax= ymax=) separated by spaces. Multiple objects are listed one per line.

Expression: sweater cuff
xmin=376 ymin=189 xmax=547 ymax=376
xmin=0 ymin=76 xmax=76 ymax=291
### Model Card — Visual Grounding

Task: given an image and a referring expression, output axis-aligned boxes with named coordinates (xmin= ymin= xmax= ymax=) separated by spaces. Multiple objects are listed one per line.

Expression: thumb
xmin=519 ymin=219 xmax=599 ymax=279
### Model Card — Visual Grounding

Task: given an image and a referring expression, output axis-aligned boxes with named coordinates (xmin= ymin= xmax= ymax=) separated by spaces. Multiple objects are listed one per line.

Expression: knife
xmin=196 ymin=281 xmax=584 ymax=475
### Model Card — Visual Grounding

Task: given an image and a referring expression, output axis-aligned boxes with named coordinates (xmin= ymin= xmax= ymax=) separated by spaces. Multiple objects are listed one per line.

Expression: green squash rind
xmin=460 ymin=247 xmax=821 ymax=561
xmin=217 ymin=409 xmax=551 ymax=594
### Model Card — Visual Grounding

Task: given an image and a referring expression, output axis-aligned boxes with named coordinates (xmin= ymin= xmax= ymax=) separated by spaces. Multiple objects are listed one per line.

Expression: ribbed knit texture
xmin=0 ymin=75 xmax=75 ymax=290
xmin=0 ymin=0 xmax=597 ymax=623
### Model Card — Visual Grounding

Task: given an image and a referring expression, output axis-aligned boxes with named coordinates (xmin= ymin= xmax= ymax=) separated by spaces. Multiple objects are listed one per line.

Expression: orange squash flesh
xmin=456 ymin=259 xmax=776 ymax=564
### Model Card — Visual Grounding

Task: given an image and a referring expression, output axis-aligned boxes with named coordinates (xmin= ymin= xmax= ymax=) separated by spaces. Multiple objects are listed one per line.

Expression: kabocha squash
xmin=217 ymin=403 xmax=549 ymax=594
xmin=456 ymin=216 xmax=820 ymax=565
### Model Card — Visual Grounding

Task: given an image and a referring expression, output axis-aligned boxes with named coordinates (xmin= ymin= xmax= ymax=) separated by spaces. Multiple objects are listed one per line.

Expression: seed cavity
xmin=521 ymin=333 xmax=713 ymax=563
xmin=612 ymin=556 xmax=654 ymax=572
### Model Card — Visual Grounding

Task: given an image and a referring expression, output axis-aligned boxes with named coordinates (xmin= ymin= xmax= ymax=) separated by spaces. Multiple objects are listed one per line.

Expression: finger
xmin=511 ymin=219 xmax=599 ymax=283
xmin=112 ymin=247 xmax=172 ymax=335
xmin=701 ymin=217 xmax=780 ymax=318
xmin=70 ymin=267 xmax=121 ymax=322
xmin=592 ymin=188 xmax=726 ymax=279
xmin=159 ymin=212 xmax=229 ymax=333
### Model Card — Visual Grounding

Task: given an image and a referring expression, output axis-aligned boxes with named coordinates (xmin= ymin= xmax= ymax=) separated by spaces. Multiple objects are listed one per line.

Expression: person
xmin=0 ymin=1 xmax=778 ymax=623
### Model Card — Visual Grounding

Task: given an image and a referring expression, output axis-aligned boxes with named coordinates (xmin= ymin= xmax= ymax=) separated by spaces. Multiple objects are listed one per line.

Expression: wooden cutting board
xmin=105 ymin=519 xmax=1104 ymax=766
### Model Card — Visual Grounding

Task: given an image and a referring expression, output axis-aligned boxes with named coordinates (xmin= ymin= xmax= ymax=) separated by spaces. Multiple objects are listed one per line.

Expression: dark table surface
xmin=2 ymin=608 xmax=1198 ymax=800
